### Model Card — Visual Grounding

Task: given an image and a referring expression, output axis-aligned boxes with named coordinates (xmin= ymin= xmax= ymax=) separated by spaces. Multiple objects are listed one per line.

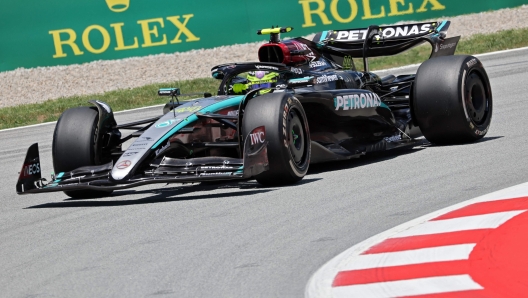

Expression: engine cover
xmin=258 ymin=39 xmax=318 ymax=66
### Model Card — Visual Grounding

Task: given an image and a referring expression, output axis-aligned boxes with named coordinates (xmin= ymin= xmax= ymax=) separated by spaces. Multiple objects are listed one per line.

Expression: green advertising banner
xmin=1 ymin=0 xmax=526 ymax=72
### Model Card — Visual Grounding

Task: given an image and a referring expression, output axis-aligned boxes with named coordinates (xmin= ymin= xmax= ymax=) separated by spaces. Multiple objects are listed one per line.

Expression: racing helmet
xmin=230 ymin=71 xmax=280 ymax=94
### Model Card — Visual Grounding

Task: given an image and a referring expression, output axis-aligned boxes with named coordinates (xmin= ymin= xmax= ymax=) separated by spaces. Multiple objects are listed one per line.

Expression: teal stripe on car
xmin=152 ymin=95 xmax=244 ymax=149
xmin=437 ymin=20 xmax=447 ymax=32
xmin=320 ymin=31 xmax=328 ymax=42
xmin=289 ymin=77 xmax=313 ymax=82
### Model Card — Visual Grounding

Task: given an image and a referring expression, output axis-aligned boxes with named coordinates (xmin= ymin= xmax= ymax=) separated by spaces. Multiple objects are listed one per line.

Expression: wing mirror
xmin=158 ymin=88 xmax=180 ymax=96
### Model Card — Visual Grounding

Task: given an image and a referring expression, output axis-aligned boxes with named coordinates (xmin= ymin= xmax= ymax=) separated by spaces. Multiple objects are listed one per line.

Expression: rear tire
xmin=413 ymin=55 xmax=492 ymax=144
xmin=52 ymin=107 xmax=113 ymax=198
xmin=242 ymin=92 xmax=310 ymax=185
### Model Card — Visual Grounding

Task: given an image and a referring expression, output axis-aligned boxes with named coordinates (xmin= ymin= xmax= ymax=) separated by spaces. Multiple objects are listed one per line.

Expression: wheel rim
xmin=287 ymin=109 xmax=306 ymax=165
xmin=465 ymin=71 xmax=490 ymax=125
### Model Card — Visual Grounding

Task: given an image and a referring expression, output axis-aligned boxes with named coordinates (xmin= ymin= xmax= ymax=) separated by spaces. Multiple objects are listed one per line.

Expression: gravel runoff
xmin=1 ymin=5 xmax=527 ymax=108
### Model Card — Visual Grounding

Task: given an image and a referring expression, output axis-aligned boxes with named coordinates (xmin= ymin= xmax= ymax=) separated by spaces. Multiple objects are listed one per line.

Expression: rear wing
xmin=313 ymin=20 xmax=459 ymax=71
xmin=315 ymin=21 xmax=445 ymax=43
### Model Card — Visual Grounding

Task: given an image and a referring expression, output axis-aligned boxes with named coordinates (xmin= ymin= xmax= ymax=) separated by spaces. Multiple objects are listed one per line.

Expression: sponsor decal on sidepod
xmin=309 ymin=61 xmax=327 ymax=68
xmin=334 ymin=93 xmax=382 ymax=110
xmin=316 ymin=74 xmax=338 ymax=84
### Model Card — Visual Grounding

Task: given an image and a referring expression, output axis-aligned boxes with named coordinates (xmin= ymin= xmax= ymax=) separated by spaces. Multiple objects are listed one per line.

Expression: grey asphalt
xmin=1 ymin=48 xmax=527 ymax=298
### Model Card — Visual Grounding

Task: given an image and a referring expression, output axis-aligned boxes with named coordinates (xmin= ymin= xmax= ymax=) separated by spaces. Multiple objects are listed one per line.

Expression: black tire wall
xmin=52 ymin=107 xmax=113 ymax=198
xmin=242 ymin=92 xmax=311 ymax=185
xmin=413 ymin=55 xmax=492 ymax=144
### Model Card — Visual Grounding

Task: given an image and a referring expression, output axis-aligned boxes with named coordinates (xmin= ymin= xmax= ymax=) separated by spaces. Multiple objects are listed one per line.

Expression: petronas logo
xmin=105 ymin=0 xmax=130 ymax=12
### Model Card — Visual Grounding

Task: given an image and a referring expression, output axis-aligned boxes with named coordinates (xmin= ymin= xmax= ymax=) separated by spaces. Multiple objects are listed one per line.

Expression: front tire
xmin=413 ymin=55 xmax=492 ymax=144
xmin=242 ymin=92 xmax=311 ymax=185
xmin=52 ymin=107 xmax=113 ymax=198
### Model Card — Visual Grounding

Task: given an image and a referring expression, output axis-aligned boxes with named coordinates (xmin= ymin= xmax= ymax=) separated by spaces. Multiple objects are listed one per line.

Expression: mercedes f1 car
xmin=17 ymin=20 xmax=492 ymax=198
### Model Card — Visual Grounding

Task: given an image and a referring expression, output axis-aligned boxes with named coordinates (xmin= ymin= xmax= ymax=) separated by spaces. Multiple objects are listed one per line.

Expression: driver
xmin=231 ymin=71 xmax=280 ymax=94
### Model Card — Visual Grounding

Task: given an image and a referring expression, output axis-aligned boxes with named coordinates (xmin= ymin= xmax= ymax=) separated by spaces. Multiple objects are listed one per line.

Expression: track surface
xmin=1 ymin=49 xmax=527 ymax=297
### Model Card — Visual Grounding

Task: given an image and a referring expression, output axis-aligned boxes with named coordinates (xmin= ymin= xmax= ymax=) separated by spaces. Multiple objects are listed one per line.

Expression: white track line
xmin=375 ymin=46 xmax=528 ymax=73
xmin=339 ymin=244 xmax=475 ymax=271
xmin=332 ymin=275 xmax=483 ymax=298
xmin=0 ymin=103 xmax=166 ymax=133
xmin=475 ymin=45 xmax=528 ymax=57
xmin=394 ymin=210 xmax=525 ymax=237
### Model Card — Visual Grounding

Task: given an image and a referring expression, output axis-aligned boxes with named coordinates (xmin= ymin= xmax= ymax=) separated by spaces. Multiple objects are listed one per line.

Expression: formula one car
xmin=17 ymin=20 xmax=492 ymax=198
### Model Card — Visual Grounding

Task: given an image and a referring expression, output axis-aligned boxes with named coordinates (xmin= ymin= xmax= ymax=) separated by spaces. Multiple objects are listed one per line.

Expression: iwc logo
xmin=105 ymin=0 xmax=130 ymax=12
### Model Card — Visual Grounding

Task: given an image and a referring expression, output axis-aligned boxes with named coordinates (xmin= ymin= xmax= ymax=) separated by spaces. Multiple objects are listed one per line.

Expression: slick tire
xmin=413 ymin=55 xmax=492 ymax=144
xmin=52 ymin=107 xmax=113 ymax=198
xmin=242 ymin=92 xmax=310 ymax=185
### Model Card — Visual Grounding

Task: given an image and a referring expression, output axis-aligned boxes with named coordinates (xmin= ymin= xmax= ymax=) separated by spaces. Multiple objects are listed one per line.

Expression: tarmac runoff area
xmin=306 ymin=182 xmax=528 ymax=297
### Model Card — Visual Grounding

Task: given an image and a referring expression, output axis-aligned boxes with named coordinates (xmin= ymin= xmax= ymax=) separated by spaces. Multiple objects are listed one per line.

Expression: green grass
xmin=0 ymin=78 xmax=219 ymax=130
xmin=1 ymin=27 xmax=528 ymax=130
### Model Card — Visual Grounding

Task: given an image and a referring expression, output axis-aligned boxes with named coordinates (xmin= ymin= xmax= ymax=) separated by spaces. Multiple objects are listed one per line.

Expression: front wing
xmin=16 ymin=128 xmax=269 ymax=195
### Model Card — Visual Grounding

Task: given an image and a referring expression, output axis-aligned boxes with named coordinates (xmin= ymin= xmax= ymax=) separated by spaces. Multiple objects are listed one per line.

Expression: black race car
xmin=16 ymin=20 xmax=492 ymax=198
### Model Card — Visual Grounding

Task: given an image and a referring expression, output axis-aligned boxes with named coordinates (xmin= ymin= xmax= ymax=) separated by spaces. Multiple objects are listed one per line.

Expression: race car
xmin=16 ymin=21 xmax=492 ymax=198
